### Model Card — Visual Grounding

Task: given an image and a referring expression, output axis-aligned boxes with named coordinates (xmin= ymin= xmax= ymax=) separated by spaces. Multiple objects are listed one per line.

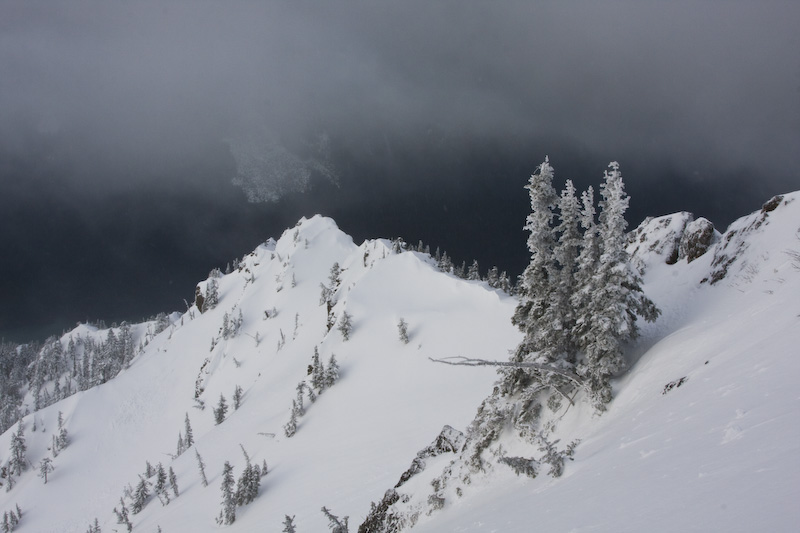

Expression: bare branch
xmin=429 ymin=356 xmax=585 ymax=389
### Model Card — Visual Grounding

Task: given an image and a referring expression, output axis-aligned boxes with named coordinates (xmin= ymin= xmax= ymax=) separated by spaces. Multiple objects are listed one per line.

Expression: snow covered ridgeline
xmin=2 ymin=189 xmax=799 ymax=532
xmin=0 ymin=215 xmax=520 ymax=531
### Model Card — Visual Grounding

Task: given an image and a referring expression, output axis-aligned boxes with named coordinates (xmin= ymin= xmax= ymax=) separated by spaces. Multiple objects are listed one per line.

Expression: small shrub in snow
xmin=397 ymin=319 xmax=409 ymax=345
xmin=338 ymin=311 xmax=353 ymax=341
xmin=85 ymin=518 xmax=101 ymax=533
xmin=662 ymin=376 xmax=688 ymax=395
xmin=322 ymin=506 xmax=349 ymax=532
xmin=427 ymin=493 xmax=445 ymax=511
xmin=497 ymin=456 xmax=539 ymax=478
xmin=282 ymin=515 xmax=297 ymax=532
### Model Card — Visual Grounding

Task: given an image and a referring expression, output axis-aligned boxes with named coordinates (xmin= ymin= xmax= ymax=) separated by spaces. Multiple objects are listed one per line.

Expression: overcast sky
xmin=1 ymin=1 xmax=799 ymax=342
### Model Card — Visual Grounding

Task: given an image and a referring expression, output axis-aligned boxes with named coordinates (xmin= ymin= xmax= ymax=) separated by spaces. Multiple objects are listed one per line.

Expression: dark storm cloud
xmin=1 ymin=1 xmax=798 ymax=187
xmin=2 ymin=1 xmax=799 ymax=342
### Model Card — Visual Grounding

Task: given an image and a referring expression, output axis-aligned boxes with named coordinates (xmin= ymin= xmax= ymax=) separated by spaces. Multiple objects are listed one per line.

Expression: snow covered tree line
xmin=393 ymin=238 xmax=515 ymax=293
xmin=503 ymin=158 xmax=660 ymax=409
xmin=0 ymin=317 xmax=176 ymax=436
xmin=284 ymin=347 xmax=340 ymax=438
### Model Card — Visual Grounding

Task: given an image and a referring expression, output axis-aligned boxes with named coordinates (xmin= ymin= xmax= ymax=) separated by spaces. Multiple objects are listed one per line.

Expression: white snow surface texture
xmin=1 ymin=193 xmax=799 ymax=532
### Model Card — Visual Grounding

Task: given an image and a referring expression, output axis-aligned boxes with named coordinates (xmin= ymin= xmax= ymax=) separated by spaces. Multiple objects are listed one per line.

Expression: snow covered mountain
xmin=1 ymin=193 xmax=798 ymax=532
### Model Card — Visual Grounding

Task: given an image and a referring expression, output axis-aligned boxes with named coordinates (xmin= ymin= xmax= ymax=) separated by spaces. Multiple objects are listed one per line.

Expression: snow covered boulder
xmin=628 ymin=211 xmax=720 ymax=270
xmin=627 ymin=212 xmax=694 ymax=267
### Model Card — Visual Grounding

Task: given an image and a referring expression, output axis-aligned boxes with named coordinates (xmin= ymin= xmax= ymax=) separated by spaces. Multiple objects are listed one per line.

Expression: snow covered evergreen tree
xmin=38 ymin=457 xmax=54 ymax=484
xmin=578 ymin=162 xmax=660 ymax=407
xmin=168 ymin=466 xmax=179 ymax=497
xmin=338 ymin=311 xmax=353 ymax=341
xmin=284 ymin=401 xmax=299 ymax=438
xmin=154 ymin=463 xmax=169 ymax=504
xmin=195 ymin=449 xmax=208 ymax=487
xmin=467 ymin=259 xmax=481 ymax=281
xmin=176 ymin=433 xmax=185 ymax=456
xmin=218 ymin=461 xmax=236 ymax=525
xmin=571 ymin=185 xmax=599 ymax=354
xmin=486 ymin=266 xmax=500 ymax=288
xmin=56 ymin=411 xmax=68 ymax=450
xmin=9 ymin=422 xmax=26 ymax=477
xmin=329 ymin=262 xmax=342 ymax=290
xmin=184 ymin=412 xmax=194 ymax=448
xmin=113 ymin=497 xmax=132 ymax=532
xmin=553 ymin=178 xmax=582 ymax=362
xmin=324 ymin=354 xmax=340 ymax=388
xmin=131 ymin=476 xmax=150 ymax=514
xmin=233 ymin=385 xmax=243 ymax=410
xmin=203 ymin=279 xmax=219 ymax=312
xmin=234 ymin=451 xmax=260 ymax=506
xmin=295 ymin=382 xmax=306 ymax=416
xmin=310 ymin=348 xmax=325 ymax=392
xmin=214 ymin=394 xmax=229 ymax=425
xmin=506 ymin=157 xmax=562 ymax=393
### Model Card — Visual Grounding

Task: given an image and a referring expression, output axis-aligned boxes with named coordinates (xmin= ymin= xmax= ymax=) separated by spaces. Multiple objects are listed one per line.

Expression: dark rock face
xmin=761 ymin=194 xmax=784 ymax=213
xmin=358 ymin=425 xmax=466 ymax=533
xmin=194 ymin=286 xmax=205 ymax=313
xmin=679 ymin=218 xmax=719 ymax=263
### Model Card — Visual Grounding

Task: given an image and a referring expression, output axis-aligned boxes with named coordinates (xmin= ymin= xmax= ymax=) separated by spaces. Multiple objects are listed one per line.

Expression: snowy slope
xmin=0 ymin=216 xmax=520 ymax=532
xmin=2 ymin=193 xmax=799 ymax=532
xmin=408 ymin=193 xmax=800 ymax=532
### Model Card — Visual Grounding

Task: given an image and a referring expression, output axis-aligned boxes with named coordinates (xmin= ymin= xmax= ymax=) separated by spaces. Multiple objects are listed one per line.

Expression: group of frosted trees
xmin=505 ymin=158 xmax=659 ymax=409
xmin=285 ymin=348 xmax=340 ymax=438
xmin=216 ymin=446 xmax=266 ymax=526
xmin=2 ymin=412 xmax=69 ymax=494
